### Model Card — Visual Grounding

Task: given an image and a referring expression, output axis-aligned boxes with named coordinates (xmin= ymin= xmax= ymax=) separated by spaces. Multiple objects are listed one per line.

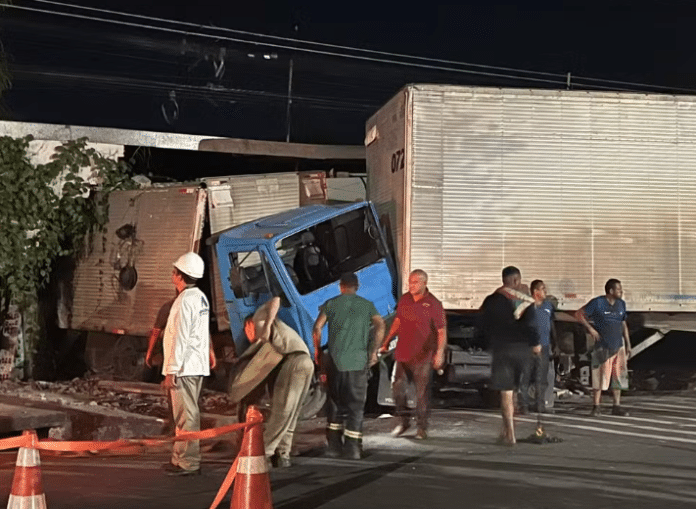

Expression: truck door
xmin=217 ymin=246 xmax=300 ymax=354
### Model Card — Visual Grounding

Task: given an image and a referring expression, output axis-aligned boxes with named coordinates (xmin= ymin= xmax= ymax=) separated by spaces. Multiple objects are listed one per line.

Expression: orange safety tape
xmin=208 ymin=455 xmax=239 ymax=509
xmin=0 ymin=421 xmax=259 ymax=452
xmin=0 ymin=434 xmax=31 ymax=450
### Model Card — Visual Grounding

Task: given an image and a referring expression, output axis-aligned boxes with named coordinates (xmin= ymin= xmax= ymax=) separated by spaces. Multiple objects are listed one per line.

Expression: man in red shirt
xmin=379 ymin=269 xmax=447 ymax=439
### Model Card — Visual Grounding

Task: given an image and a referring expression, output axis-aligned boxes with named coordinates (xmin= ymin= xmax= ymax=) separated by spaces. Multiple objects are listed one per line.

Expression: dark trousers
xmin=519 ymin=346 xmax=550 ymax=411
xmin=325 ymin=356 xmax=368 ymax=434
xmin=393 ymin=358 xmax=432 ymax=431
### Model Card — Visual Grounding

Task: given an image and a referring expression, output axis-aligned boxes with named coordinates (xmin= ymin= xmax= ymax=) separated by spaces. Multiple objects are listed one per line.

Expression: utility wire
xmin=15 ymin=68 xmax=380 ymax=111
xmin=25 ymin=0 xmax=696 ymax=95
xmin=4 ymin=3 xmax=578 ymax=88
xmin=30 ymin=0 xmax=568 ymax=80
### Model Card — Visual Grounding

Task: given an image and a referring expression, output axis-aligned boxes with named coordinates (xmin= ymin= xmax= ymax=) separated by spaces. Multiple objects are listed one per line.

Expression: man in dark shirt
xmin=313 ymin=272 xmax=385 ymax=459
xmin=481 ymin=266 xmax=539 ymax=446
xmin=575 ymin=279 xmax=632 ymax=417
xmin=519 ymin=280 xmax=556 ymax=414
xmin=379 ymin=269 xmax=446 ymax=440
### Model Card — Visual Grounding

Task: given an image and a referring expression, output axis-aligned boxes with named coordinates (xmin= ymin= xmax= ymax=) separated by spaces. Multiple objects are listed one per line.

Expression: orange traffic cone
xmin=8 ymin=430 xmax=47 ymax=509
xmin=230 ymin=406 xmax=272 ymax=509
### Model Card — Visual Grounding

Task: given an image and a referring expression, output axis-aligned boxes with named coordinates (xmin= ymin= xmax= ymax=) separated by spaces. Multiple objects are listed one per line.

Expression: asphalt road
xmin=2 ymin=391 xmax=696 ymax=509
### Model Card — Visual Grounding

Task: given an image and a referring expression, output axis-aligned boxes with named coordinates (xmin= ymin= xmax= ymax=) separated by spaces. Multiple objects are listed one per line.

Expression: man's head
xmin=171 ymin=267 xmax=197 ymax=287
xmin=605 ymin=278 xmax=623 ymax=299
xmin=501 ymin=266 xmax=522 ymax=290
xmin=244 ymin=314 xmax=257 ymax=343
xmin=408 ymin=269 xmax=428 ymax=297
xmin=173 ymin=252 xmax=204 ymax=283
xmin=339 ymin=272 xmax=359 ymax=294
xmin=530 ymin=279 xmax=546 ymax=302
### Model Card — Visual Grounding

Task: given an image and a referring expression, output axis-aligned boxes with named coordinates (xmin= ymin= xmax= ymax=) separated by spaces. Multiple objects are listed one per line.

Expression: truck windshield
xmin=276 ymin=207 xmax=385 ymax=295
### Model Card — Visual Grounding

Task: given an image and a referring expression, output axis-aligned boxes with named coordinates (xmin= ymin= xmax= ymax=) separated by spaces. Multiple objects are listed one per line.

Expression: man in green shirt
xmin=313 ymin=272 xmax=385 ymax=460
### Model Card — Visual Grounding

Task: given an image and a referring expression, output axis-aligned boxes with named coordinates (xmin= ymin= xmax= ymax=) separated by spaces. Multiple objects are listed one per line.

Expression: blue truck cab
xmin=209 ymin=201 xmax=397 ymax=357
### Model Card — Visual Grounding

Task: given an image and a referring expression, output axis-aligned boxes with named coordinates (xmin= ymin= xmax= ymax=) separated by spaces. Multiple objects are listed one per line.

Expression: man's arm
xmin=622 ymin=321 xmax=632 ymax=358
xmin=574 ymin=306 xmax=600 ymax=342
xmin=433 ymin=327 xmax=447 ymax=370
xmin=369 ymin=314 xmax=386 ymax=366
xmin=378 ymin=317 xmax=400 ymax=353
xmin=209 ymin=335 xmax=217 ymax=370
xmin=312 ymin=311 xmax=328 ymax=365
xmin=258 ymin=296 xmax=281 ymax=342
xmin=145 ymin=327 xmax=163 ymax=368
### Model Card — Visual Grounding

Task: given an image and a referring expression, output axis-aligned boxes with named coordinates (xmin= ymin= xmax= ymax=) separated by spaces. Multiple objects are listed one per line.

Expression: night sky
xmin=1 ymin=0 xmax=695 ymax=147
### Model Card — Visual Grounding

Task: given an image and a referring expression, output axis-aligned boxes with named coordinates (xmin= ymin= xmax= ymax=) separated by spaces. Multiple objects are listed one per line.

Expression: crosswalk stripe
xmin=630 ymin=401 xmax=696 ymax=411
xmin=452 ymin=409 xmax=696 ymax=443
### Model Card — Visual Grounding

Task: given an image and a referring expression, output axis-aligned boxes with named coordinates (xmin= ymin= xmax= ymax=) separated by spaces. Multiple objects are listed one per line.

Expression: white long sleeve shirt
xmin=162 ymin=287 xmax=211 ymax=377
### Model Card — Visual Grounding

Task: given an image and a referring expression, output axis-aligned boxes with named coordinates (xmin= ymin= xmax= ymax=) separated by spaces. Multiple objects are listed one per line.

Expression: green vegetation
xmin=0 ymin=136 xmax=135 ymax=375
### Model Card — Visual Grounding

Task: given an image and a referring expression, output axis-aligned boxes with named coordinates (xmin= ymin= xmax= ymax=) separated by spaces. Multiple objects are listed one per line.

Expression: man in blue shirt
xmin=519 ymin=280 xmax=556 ymax=414
xmin=575 ymin=279 xmax=632 ymax=417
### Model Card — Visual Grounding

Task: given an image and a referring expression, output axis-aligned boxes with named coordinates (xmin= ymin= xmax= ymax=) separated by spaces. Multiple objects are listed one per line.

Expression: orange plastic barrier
xmin=230 ymin=406 xmax=272 ymax=509
xmin=7 ymin=430 xmax=47 ymax=509
xmin=0 ymin=410 xmax=269 ymax=509
xmin=208 ymin=406 xmax=271 ymax=509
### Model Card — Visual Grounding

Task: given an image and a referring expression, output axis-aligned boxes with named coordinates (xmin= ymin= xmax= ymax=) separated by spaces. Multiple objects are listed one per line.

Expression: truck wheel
xmin=299 ymin=379 xmax=327 ymax=420
xmin=112 ymin=335 xmax=147 ymax=381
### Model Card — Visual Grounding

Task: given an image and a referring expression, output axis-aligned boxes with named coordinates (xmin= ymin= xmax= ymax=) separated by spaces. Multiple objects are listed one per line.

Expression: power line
xmin=8 ymin=1 xmax=696 ymax=96
xmin=5 ymin=3 xmax=574 ymax=88
xmin=24 ymin=0 xmax=696 ymax=95
xmin=30 ymin=0 xmax=568 ymax=80
xmin=14 ymin=68 xmax=380 ymax=111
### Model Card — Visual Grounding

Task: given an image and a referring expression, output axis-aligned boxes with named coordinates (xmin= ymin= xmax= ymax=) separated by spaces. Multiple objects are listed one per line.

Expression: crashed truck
xmin=61 ymin=170 xmax=394 ymax=417
xmin=364 ymin=84 xmax=696 ymax=393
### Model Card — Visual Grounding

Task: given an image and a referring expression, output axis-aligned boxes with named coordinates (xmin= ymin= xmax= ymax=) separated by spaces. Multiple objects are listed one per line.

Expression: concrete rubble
xmin=0 ymin=377 xmax=240 ymax=443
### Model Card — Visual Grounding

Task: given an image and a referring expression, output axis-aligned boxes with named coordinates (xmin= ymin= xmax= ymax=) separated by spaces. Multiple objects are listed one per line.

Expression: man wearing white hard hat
xmin=161 ymin=252 xmax=216 ymax=476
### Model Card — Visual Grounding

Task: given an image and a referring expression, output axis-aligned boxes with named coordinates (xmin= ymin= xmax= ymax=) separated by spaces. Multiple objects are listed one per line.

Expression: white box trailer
xmin=366 ymin=85 xmax=696 ymax=351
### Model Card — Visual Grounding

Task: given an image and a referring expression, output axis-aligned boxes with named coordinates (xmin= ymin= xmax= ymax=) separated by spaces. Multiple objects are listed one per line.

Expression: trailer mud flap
xmin=377 ymin=357 xmax=416 ymax=408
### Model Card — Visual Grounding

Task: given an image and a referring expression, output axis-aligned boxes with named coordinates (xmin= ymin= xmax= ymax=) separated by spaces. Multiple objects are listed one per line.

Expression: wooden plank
xmin=96 ymin=380 xmax=163 ymax=396
xmin=198 ymin=138 xmax=365 ymax=160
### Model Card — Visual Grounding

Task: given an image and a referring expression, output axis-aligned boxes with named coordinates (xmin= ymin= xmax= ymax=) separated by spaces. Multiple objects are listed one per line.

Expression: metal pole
xmin=285 ymin=58 xmax=294 ymax=143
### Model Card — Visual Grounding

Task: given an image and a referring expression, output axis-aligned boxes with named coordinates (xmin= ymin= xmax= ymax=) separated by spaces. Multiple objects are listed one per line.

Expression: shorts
xmin=491 ymin=344 xmax=533 ymax=391
xmin=592 ymin=346 xmax=628 ymax=391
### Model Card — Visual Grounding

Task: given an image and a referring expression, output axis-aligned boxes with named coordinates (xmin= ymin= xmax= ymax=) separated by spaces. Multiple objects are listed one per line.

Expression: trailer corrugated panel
xmin=204 ymin=173 xmax=300 ymax=234
xmin=365 ymin=91 xmax=408 ymax=293
xmin=67 ymin=186 xmax=205 ymax=335
xmin=368 ymin=85 xmax=696 ymax=312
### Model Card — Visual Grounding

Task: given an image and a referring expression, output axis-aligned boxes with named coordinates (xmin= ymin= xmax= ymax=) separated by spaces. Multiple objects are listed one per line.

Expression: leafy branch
xmin=0 ymin=136 xmax=135 ymax=362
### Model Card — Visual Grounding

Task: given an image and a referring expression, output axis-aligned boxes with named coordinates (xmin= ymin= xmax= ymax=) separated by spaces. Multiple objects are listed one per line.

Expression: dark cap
xmin=340 ymin=272 xmax=359 ymax=287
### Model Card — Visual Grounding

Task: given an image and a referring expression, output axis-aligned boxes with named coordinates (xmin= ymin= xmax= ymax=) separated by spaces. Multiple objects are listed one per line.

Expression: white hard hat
xmin=173 ymin=252 xmax=204 ymax=279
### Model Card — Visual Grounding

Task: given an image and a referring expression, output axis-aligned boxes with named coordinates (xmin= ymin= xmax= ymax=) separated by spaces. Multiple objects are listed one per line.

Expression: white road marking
xmin=630 ymin=401 xmax=696 ymax=411
xmin=452 ymin=409 xmax=696 ymax=444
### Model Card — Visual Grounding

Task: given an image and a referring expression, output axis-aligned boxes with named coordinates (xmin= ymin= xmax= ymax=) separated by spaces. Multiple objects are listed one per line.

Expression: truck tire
xmin=299 ymin=378 xmax=327 ymax=420
xmin=112 ymin=335 xmax=147 ymax=381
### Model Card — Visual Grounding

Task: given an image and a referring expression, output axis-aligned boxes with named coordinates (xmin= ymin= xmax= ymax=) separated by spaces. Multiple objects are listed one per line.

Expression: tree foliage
xmin=0 ymin=135 xmax=135 ymax=326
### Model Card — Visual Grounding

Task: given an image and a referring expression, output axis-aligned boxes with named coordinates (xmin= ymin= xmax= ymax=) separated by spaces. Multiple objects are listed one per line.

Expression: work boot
xmin=343 ymin=436 xmax=362 ymax=460
xmin=325 ymin=428 xmax=343 ymax=458
xmin=611 ymin=405 xmax=629 ymax=417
